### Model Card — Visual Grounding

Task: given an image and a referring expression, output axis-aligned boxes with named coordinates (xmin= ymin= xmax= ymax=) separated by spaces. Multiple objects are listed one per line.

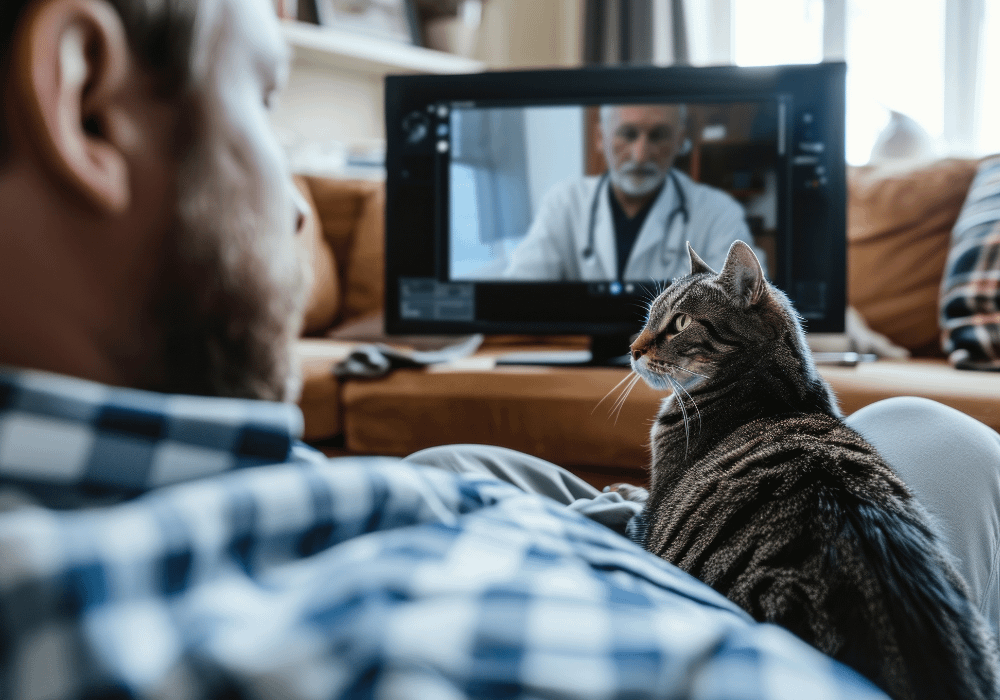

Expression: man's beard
xmin=609 ymin=161 xmax=667 ymax=197
xmin=151 ymin=125 xmax=308 ymax=402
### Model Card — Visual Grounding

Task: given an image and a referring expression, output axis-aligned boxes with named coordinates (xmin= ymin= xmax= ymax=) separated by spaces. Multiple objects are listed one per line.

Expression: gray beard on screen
xmin=610 ymin=162 xmax=668 ymax=197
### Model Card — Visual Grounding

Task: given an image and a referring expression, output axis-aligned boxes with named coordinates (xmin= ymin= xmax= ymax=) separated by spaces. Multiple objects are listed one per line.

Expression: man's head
xmin=598 ymin=103 xmax=686 ymax=200
xmin=0 ymin=0 xmax=308 ymax=401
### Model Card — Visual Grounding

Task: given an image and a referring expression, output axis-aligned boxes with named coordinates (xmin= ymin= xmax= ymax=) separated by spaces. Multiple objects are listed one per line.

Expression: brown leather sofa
xmin=293 ymin=160 xmax=1000 ymax=488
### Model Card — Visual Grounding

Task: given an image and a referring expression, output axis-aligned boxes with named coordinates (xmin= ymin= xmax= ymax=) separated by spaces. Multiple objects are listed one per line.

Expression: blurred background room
xmin=270 ymin=0 xmax=999 ymax=176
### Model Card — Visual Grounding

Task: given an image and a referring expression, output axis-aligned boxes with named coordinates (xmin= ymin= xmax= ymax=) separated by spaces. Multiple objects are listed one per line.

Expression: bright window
xmin=843 ymin=0 xmax=946 ymax=164
xmin=733 ymin=0 xmax=824 ymax=67
xmin=978 ymin=1 xmax=1000 ymax=155
xmin=732 ymin=0 xmax=955 ymax=164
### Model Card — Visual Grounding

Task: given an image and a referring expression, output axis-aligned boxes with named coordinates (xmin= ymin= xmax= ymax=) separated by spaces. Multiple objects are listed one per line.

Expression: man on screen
xmin=502 ymin=103 xmax=764 ymax=281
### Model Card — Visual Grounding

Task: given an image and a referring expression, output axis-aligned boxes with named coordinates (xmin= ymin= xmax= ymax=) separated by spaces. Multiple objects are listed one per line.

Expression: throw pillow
xmin=848 ymin=158 xmax=980 ymax=354
xmin=940 ymin=156 xmax=1000 ymax=370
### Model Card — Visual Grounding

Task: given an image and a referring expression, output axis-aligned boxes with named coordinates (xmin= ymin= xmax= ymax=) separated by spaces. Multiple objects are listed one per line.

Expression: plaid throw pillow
xmin=940 ymin=156 xmax=1000 ymax=369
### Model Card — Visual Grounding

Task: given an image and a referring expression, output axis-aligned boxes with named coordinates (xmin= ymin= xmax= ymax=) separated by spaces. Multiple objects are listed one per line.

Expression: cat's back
xmin=646 ymin=411 xmax=909 ymax=575
xmin=644 ymin=411 xmax=999 ymax=700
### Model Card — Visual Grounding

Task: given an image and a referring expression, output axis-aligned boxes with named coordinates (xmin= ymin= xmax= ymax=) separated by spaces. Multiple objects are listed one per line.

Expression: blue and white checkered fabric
xmin=0 ymin=367 xmax=309 ymax=499
xmin=0 ymin=367 xmax=889 ymax=699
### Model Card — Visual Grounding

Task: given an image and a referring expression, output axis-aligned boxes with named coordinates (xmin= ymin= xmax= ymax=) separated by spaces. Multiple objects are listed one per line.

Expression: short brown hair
xmin=1 ymin=0 xmax=197 ymax=158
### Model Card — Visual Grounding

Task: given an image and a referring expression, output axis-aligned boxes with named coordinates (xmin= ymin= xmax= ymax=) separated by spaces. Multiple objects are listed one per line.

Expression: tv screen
xmin=385 ymin=63 xmax=846 ymax=359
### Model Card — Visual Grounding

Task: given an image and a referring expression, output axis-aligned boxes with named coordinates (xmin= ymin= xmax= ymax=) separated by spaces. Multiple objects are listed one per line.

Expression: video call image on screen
xmin=447 ymin=101 xmax=782 ymax=285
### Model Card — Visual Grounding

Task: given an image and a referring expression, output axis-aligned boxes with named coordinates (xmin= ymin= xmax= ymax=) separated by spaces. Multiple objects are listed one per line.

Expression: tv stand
xmin=495 ymin=333 xmax=634 ymax=367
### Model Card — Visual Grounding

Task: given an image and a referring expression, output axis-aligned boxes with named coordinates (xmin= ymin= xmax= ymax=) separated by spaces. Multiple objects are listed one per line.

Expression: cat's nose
xmin=631 ymin=330 xmax=653 ymax=361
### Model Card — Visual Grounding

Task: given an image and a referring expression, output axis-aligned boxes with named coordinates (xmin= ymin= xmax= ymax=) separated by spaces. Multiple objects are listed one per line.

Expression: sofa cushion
xmin=296 ymin=339 xmax=356 ymax=442
xmin=296 ymin=176 xmax=341 ymax=335
xmin=331 ymin=351 xmax=1000 ymax=475
xmin=940 ymin=156 xmax=1000 ymax=369
xmin=340 ymin=362 xmax=661 ymax=475
xmin=848 ymin=158 xmax=980 ymax=354
xmin=304 ymin=177 xmax=385 ymax=324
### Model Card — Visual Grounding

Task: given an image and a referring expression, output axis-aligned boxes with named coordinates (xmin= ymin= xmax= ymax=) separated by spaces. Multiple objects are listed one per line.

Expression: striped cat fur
xmin=624 ymin=241 xmax=999 ymax=700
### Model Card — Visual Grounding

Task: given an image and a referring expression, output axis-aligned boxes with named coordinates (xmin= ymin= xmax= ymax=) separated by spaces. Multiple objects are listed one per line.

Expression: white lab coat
xmin=502 ymin=169 xmax=764 ymax=281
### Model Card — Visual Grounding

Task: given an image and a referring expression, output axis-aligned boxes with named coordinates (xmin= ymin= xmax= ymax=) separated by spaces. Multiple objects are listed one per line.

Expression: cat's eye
xmin=656 ymin=312 xmax=692 ymax=336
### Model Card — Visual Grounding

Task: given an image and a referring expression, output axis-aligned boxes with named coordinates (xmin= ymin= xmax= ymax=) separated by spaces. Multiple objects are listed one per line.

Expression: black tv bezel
xmin=384 ymin=62 xmax=847 ymax=337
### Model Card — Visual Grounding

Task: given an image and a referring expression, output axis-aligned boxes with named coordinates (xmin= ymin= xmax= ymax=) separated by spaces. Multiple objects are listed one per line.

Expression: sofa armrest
xmin=296 ymin=176 xmax=340 ymax=335
xmin=302 ymin=177 xmax=385 ymax=332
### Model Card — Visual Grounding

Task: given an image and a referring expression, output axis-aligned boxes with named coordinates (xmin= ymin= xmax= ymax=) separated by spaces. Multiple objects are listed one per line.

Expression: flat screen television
xmin=384 ymin=62 xmax=846 ymax=363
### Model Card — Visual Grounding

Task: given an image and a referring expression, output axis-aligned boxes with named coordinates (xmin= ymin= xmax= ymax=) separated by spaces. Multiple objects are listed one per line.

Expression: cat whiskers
xmin=665 ymin=373 xmax=702 ymax=459
xmin=665 ymin=363 xmax=708 ymax=380
xmin=610 ymin=373 xmax=643 ymax=425
xmin=593 ymin=370 xmax=639 ymax=414
xmin=593 ymin=370 xmax=643 ymax=425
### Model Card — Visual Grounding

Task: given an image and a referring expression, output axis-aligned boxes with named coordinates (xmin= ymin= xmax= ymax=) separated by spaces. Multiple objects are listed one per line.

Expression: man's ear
xmin=10 ymin=0 xmax=133 ymax=214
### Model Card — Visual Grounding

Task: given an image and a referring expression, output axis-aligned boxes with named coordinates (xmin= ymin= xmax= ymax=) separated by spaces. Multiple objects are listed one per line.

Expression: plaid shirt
xmin=0 ymin=367 xmax=888 ymax=699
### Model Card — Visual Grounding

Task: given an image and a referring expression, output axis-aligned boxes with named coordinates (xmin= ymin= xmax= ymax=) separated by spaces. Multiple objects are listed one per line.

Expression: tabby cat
xmin=619 ymin=241 xmax=998 ymax=700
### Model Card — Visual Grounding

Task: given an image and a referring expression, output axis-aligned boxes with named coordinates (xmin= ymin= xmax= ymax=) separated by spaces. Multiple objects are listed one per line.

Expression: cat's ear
xmin=687 ymin=242 xmax=716 ymax=275
xmin=719 ymin=241 xmax=767 ymax=307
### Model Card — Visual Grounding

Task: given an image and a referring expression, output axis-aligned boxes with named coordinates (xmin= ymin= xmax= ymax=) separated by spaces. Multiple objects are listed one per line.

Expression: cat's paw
xmin=604 ymin=483 xmax=649 ymax=504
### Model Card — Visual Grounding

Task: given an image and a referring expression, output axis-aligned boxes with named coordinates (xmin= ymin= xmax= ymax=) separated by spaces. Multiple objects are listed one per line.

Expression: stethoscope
xmin=581 ymin=168 xmax=689 ymax=267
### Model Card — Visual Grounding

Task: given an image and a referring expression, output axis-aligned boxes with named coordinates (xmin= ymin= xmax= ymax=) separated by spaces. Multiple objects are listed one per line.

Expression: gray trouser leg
xmin=402 ymin=444 xmax=643 ymax=536
xmin=404 ymin=398 xmax=1000 ymax=639
xmin=846 ymin=397 xmax=1000 ymax=640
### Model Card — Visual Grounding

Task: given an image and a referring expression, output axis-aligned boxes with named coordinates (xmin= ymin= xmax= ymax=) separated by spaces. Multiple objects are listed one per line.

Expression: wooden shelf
xmin=281 ymin=20 xmax=484 ymax=76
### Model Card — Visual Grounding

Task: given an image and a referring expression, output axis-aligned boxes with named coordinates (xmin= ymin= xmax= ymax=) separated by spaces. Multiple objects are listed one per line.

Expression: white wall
xmin=271 ymin=59 xmax=385 ymax=144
